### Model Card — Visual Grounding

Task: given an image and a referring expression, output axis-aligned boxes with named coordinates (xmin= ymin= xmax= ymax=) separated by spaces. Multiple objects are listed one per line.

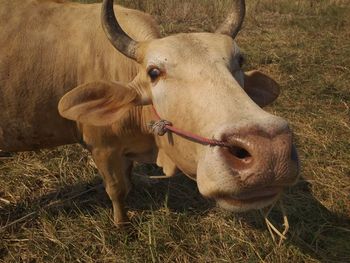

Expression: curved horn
xmin=101 ymin=0 xmax=138 ymax=60
xmin=215 ymin=0 xmax=245 ymax=39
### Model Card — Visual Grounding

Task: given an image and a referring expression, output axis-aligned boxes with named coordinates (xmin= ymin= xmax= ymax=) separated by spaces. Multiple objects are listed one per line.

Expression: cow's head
xmin=59 ymin=0 xmax=299 ymax=212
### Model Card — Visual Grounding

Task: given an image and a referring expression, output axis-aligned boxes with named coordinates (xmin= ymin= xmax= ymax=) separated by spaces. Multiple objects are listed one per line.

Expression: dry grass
xmin=1 ymin=0 xmax=350 ymax=262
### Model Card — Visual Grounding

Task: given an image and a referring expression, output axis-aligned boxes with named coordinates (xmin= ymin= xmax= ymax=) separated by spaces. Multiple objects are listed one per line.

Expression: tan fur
xmin=0 ymin=0 xmax=159 ymax=151
xmin=0 ymin=0 xmax=299 ymax=226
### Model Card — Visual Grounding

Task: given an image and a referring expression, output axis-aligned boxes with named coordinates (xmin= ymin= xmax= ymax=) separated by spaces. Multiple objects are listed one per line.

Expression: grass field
xmin=1 ymin=0 xmax=350 ymax=262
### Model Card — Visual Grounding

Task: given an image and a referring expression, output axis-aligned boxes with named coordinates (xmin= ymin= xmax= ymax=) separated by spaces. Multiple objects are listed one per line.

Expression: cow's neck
xmin=108 ymin=105 xmax=153 ymax=136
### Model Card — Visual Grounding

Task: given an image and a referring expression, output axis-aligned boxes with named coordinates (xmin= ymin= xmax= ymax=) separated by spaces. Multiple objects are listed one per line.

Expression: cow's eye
xmin=148 ymin=67 xmax=162 ymax=82
xmin=238 ymin=55 xmax=245 ymax=68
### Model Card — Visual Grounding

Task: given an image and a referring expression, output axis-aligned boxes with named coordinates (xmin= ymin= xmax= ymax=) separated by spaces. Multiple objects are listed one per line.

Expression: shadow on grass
xmin=0 ymin=164 xmax=212 ymax=227
xmin=227 ymin=179 xmax=350 ymax=263
xmin=0 ymin=166 xmax=349 ymax=262
xmin=265 ymin=179 xmax=350 ymax=263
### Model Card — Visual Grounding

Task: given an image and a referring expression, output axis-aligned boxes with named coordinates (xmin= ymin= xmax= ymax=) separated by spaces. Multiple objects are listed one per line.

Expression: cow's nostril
xmin=228 ymin=146 xmax=252 ymax=162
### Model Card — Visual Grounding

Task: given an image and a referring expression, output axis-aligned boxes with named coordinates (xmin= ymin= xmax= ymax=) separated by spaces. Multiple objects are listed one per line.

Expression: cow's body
xmin=0 ymin=0 xmax=299 ymax=226
xmin=0 ymin=0 xmax=157 ymax=151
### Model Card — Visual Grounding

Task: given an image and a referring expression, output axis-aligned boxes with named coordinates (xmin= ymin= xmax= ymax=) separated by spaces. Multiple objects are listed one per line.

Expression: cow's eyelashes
xmin=147 ymin=67 xmax=162 ymax=82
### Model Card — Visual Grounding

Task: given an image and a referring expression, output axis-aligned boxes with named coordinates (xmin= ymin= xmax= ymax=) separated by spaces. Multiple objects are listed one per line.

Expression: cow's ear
xmin=243 ymin=70 xmax=280 ymax=107
xmin=58 ymin=81 xmax=143 ymax=126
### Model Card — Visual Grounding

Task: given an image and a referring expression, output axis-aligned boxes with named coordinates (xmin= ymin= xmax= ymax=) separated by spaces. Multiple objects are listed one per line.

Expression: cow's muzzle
xmin=197 ymin=122 xmax=299 ymax=211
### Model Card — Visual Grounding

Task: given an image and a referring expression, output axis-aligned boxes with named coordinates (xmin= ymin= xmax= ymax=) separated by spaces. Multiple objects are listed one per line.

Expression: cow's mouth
xmin=215 ymin=187 xmax=282 ymax=208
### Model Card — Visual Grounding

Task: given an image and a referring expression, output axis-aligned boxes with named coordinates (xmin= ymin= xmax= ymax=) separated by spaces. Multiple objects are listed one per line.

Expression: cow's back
xmin=0 ymin=0 xmax=160 ymax=151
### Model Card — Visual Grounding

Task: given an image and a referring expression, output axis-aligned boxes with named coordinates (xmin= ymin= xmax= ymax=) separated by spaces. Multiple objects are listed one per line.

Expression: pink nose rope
xmin=149 ymin=106 xmax=231 ymax=147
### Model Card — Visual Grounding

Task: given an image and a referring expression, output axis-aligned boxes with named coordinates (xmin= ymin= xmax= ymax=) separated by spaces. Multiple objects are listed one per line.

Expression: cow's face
xmin=136 ymin=33 xmax=299 ymax=211
xmin=59 ymin=0 xmax=299 ymax=212
xmin=139 ymin=33 xmax=246 ymax=172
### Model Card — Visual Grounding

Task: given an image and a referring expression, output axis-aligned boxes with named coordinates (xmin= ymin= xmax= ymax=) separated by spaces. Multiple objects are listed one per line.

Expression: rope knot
xmin=149 ymin=120 xmax=172 ymax=136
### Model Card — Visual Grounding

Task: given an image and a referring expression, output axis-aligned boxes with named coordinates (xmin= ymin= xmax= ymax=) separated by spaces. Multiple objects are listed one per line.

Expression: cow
xmin=0 ymin=0 xmax=299 ymax=227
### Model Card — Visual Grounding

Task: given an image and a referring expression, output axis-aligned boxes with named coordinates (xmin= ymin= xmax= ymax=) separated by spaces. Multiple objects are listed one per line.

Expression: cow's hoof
xmin=114 ymin=220 xmax=133 ymax=232
xmin=115 ymin=220 xmax=137 ymax=237
xmin=114 ymin=220 xmax=130 ymax=227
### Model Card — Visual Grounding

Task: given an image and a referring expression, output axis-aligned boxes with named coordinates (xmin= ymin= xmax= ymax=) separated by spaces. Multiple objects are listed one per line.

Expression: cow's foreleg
xmin=92 ymin=148 xmax=132 ymax=227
